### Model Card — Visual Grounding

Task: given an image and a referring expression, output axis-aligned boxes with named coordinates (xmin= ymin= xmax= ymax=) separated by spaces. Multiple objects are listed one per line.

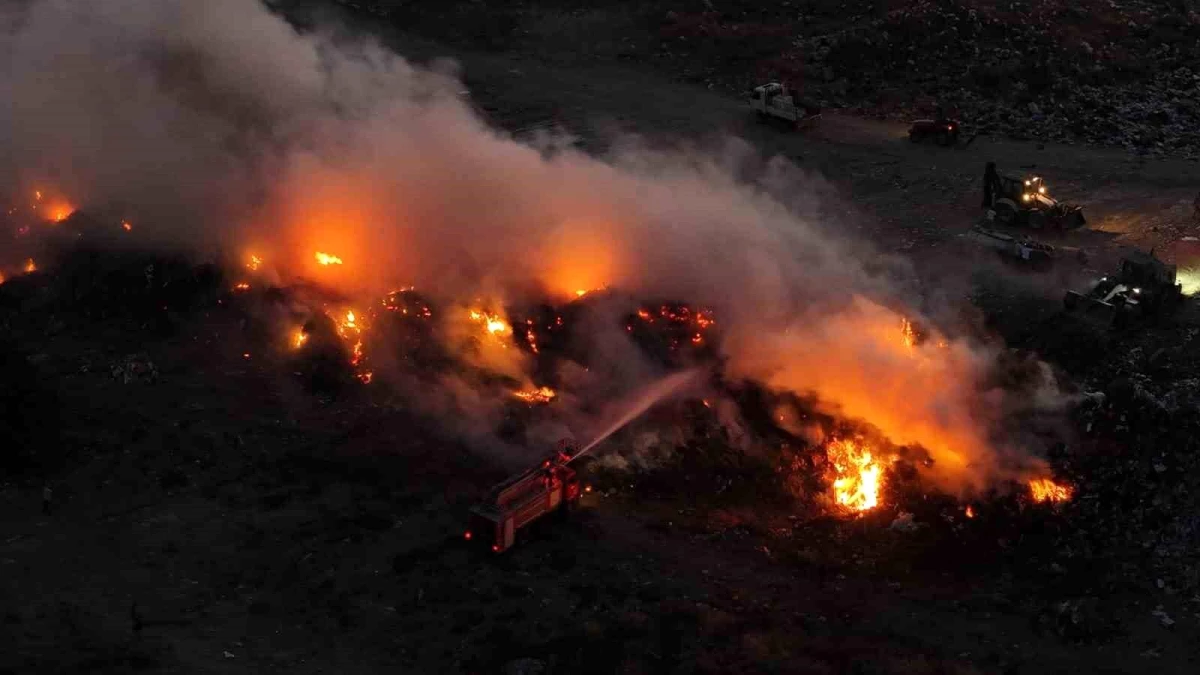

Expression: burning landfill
xmin=0 ymin=0 xmax=1084 ymax=527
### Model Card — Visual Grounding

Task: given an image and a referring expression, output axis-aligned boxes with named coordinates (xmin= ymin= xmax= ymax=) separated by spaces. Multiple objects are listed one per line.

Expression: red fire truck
xmin=465 ymin=440 xmax=585 ymax=553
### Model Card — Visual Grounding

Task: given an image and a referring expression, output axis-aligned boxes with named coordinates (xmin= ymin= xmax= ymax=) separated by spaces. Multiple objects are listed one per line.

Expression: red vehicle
xmin=465 ymin=440 xmax=584 ymax=553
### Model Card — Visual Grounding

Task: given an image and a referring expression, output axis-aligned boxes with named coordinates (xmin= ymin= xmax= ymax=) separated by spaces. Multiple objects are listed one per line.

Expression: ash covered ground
xmin=2 ymin=2 xmax=1200 ymax=674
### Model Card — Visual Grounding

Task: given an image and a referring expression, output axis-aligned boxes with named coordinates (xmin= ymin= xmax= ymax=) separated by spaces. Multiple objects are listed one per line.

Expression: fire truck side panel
xmin=503 ymin=517 xmax=514 ymax=550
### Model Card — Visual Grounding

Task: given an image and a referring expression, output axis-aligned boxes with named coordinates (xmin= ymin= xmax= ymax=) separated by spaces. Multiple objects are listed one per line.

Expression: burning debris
xmin=1028 ymin=478 xmax=1074 ymax=504
xmin=23 ymin=259 xmax=37 ymax=274
xmin=314 ymin=252 xmax=343 ymax=266
xmin=512 ymin=386 xmax=557 ymax=404
xmin=382 ymin=288 xmax=432 ymax=319
xmin=826 ymin=439 xmax=888 ymax=513
xmin=469 ymin=309 xmax=513 ymax=341
xmin=246 ymin=254 xmax=263 ymax=271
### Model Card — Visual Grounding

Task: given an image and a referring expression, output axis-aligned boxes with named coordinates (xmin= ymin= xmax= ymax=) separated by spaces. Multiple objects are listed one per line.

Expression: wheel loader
xmin=747 ymin=82 xmax=821 ymax=130
xmin=1063 ymin=251 xmax=1184 ymax=327
xmin=982 ymin=162 xmax=1085 ymax=230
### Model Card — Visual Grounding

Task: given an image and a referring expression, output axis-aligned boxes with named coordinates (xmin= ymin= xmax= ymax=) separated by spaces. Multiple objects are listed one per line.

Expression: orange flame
xmin=247 ymin=254 xmax=263 ymax=271
xmin=293 ymin=330 xmax=308 ymax=349
xmin=965 ymin=505 xmax=975 ymax=518
xmin=827 ymin=439 xmax=885 ymax=513
xmin=122 ymin=221 xmax=133 ymax=232
xmin=233 ymin=282 xmax=251 ymax=291
xmin=1028 ymin=478 xmax=1073 ymax=504
xmin=513 ymin=386 xmax=556 ymax=404
xmin=0 ymin=272 xmax=5 ymax=285
xmin=469 ymin=309 xmax=511 ymax=337
xmin=315 ymin=251 xmax=343 ymax=266
xmin=900 ymin=317 xmax=917 ymax=349
xmin=23 ymin=258 xmax=37 ymax=273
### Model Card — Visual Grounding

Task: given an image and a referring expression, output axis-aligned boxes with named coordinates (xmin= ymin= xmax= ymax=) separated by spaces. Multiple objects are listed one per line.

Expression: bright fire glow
xmin=1028 ymin=478 xmax=1073 ymax=503
xmin=247 ymin=254 xmax=263 ymax=271
xmin=24 ymin=258 xmax=37 ymax=273
xmin=469 ymin=309 xmax=511 ymax=337
xmin=965 ymin=505 xmax=975 ymax=518
xmin=315 ymin=251 xmax=343 ymax=266
xmin=513 ymin=386 xmax=556 ymax=404
xmin=293 ymin=330 xmax=308 ymax=349
xmin=826 ymin=439 xmax=885 ymax=513
xmin=900 ymin=317 xmax=917 ymax=349
xmin=233 ymin=282 xmax=250 ymax=291
xmin=122 ymin=221 xmax=132 ymax=232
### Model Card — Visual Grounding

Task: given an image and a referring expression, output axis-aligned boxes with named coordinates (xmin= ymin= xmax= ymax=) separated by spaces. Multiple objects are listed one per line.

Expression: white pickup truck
xmin=747 ymin=83 xmax=821 ymax=129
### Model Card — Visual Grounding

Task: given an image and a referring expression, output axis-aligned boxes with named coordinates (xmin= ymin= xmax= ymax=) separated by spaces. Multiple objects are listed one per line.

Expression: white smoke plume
xmin=0 ymin=0 xmax=1071 ymax=493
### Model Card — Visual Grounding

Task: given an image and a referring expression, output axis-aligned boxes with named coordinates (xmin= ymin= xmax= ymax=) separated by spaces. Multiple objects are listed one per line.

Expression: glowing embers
xmin=382 ymin=288 xmax=432 ymax=319
xmin=826 ymin=439 xmax=887 ymax=513
xmin=326 ymin=307 xmax=373 ymax=384
xmin=627 ymin=303 xmax=716 ymax=355
xmin=1028 ymin=478 xmax=1073 ymax=504
xmin=31 ymin=189 xmax=73 ymax=223
xmin=512 ymin=386 xmax=557 ymax=404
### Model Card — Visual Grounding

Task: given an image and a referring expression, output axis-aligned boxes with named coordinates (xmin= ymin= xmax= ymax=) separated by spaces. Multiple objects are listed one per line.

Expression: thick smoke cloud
xmin=0 ymin=0 xmax=1070 ymax=493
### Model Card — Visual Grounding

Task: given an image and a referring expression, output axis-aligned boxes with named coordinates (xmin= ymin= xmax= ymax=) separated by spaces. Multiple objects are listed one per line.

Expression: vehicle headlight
xmin=1023 ymin=194 xmax=1031 ymax=201
xmin=1133 ymin=287 xmax=1141 ymax=294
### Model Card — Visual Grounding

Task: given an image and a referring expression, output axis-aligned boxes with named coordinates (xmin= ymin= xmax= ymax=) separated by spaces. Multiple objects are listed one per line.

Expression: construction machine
xmin=465 ymin=439 xmax=587 ymax=554
xmin=1063 ymin=251 xmax=1184 ymax=326
xmin=961 ymin=225 xmax=1057 ymax=269
xmin=908 ymin=116 xmax=961 ymax=146
xmin=982 ymin=162 xmax=1086 ymax=230
xmin=747 ymin=83 xmax=821 ymax=130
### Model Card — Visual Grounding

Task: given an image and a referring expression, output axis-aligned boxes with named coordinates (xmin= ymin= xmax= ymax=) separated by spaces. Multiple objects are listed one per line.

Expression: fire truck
xmin=465 ymin=439 xmax=586 ymax=553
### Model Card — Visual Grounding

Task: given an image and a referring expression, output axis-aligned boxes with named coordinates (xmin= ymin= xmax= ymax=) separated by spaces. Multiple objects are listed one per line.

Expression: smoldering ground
xmin=1 ymin=0 xmax=1074 ymax=493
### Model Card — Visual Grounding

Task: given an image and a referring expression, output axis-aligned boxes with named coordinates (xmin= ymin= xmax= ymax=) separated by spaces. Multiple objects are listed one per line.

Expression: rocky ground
xmin=3 ymin=1 xmax=1200 ymax=673
xmin=346 ymin=0 xmax=1200 ymax=155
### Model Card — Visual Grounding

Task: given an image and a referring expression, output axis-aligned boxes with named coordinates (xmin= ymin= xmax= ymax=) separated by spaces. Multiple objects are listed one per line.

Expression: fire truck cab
xmin=466 ymin=441 xmax=582 ymax=553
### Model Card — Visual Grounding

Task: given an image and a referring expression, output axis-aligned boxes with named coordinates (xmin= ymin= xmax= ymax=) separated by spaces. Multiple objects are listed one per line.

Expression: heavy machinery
xmin=747 ymin=82 xmax=821 ymax=130
xmin=908 ymin=116 xmax=960 ymax=146
xmin=961 ymin=225 xmax=1057 ymax=269
xmin=465 ymin=439 xmax=586 ymax=553
xmin=1064 ymin=251 xmax=1184 ymax=326
xmin=982 ymin=162 xmax=1086 ymax=230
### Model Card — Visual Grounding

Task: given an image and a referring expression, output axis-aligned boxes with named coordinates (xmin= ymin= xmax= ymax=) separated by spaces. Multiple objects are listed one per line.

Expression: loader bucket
xmin=1060 ymin=207 xmax=1086 ymax=230
xmin=1064 ymin=292 xmax=1117 ymax=323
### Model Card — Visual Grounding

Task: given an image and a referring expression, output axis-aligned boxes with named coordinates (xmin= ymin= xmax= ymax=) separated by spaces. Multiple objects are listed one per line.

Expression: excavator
xmin=982 ymin=162 xmax=1086 ymax=230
